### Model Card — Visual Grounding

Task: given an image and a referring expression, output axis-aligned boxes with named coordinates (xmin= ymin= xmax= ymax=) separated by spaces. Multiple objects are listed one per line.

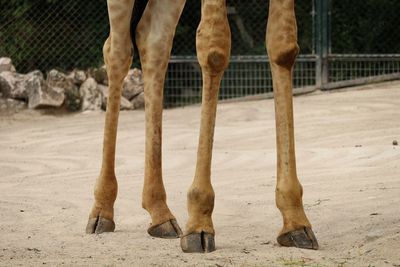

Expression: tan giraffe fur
xmin=86 ymin=0 xmax=319 ymax=252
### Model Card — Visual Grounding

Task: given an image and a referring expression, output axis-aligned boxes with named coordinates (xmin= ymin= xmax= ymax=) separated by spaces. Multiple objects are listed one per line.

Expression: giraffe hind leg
xmin=135 ymin=0 xmax=186 ymax=239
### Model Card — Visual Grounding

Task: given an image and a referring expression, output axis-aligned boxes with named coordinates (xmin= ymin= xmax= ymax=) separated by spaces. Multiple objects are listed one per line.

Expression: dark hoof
xmin=147 ymin=219 xmax=182 ymax=239
xmin=86 ymin=217 xmax=115 ymax=234
xmin=277 ymin=227 xmax=319 ymax=250
xmin=180 ymin=232 xmax=215 ymax=253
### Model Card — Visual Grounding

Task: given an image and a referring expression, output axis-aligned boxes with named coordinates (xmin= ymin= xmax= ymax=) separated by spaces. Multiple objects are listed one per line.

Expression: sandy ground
xmin=0 ymin=82 xmax=399 ymax=267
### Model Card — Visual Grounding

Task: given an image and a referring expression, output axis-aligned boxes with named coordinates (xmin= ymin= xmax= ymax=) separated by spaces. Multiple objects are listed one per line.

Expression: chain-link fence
xmin=1 ymin=0 xmax=400 ymax=107
xmin=0 ymin=0 xmax=109 ymax=73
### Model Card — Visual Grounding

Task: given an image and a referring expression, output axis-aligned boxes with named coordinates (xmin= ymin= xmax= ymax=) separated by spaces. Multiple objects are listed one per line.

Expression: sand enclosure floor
xmin=0 ymin=82 xmax=399 ymax=266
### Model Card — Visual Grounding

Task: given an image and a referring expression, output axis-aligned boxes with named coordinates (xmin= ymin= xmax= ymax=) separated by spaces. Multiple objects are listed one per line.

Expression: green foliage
xmin=0 ymin=0 xmax=108 ymax=73
xmin=331 ymin=0 xmax=400 ymax=53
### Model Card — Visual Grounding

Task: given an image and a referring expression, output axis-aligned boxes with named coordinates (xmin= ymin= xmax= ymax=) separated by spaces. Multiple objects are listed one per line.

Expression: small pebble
xmin=365 ymin=230 xmax=384 ymax=242
xmin=393 ymin=140 xmax=398 ymax=146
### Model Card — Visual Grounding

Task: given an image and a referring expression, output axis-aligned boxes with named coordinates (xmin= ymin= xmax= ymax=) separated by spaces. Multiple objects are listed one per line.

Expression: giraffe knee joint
xmin=196 ymin=17 xmax=231 ymax=74
xmin=268 ymin=42 xmax=299 ymax=68
xmin=205 ymin=49 xmax=229 ymax=74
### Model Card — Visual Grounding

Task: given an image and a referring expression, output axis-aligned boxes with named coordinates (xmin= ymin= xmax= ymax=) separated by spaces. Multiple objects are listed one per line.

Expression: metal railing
xmin=165 ymin=55 xmax=316 ymax=107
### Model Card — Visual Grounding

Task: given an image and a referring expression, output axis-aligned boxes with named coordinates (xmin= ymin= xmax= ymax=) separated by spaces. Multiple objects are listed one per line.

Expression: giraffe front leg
xmin=135 ymin=0 xmax=186 ymax=239
xmin=180 ymin=0 xmax=231 ymax=253
xmin=86 ymin=0 xmax=134 ymax=234
xmin=266 ymin=0 xmax=318 ymax=249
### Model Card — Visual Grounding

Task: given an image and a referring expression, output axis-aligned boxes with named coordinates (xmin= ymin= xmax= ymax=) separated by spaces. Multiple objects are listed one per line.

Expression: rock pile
xmin=0 ymin=57 xmax=144 ymax=112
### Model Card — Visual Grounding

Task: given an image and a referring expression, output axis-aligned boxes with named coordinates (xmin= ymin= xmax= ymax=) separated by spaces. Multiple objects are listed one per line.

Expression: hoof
xmin=86 ymin=217 xmax=115 ymax=234
xmin=147 ymin=219 xmax=182 ymax=239
xmin=180 ymin=232 xmax=215 ymax=253
xmin=277 ymin=227 xmax=319 ymax=250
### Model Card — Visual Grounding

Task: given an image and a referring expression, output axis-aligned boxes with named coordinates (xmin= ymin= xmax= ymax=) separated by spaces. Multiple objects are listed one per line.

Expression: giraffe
xmin=86 ymin=0 xmax=319 ymax=253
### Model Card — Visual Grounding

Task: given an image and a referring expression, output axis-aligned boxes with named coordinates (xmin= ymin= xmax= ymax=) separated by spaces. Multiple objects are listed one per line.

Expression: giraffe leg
xmin=135 ymin=0 xmax=186 ymax=239
xmin=86 ymin=0 xmax=134 ymax=234
xmin=180 ymin=0 xmax=231 ymax=253
xmin=266 ymin=0 xmax=318 ymax=250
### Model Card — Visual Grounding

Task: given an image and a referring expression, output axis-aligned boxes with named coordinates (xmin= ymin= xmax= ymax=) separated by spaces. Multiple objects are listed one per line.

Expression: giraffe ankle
xmin=142 ymin=200 xmax=175 ymax=226
xmin=279 ymin=207 xmax=312 ymax=235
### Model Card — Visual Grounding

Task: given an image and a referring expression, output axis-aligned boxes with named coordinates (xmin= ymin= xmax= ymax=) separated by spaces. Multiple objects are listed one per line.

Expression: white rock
xmin=47 ymin=69 xmax=81 ymax=111
xmin=67 ymin=70 xmax=87 ymax=85
xmin=0 ymin=71 xmax=30 ymax=100
xmin=27 ymin=71 xmax=65 ymax=109
xmin=0 ymin=57 xmax=16 ymax=72
xmin=98 ymin=84 xmax=134 ymax=111
xmin=131 ymin=92 xmax=145 ymax=109
xmin=122 ymin=68 xmax=144 ymax=100
xmin=80 ymin=78 xmax=102 ymax=111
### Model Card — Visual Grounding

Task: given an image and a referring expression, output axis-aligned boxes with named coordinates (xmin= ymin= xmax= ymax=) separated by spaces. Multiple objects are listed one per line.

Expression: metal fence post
xmin=315 ymin=0 xmax=331 ymax=89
